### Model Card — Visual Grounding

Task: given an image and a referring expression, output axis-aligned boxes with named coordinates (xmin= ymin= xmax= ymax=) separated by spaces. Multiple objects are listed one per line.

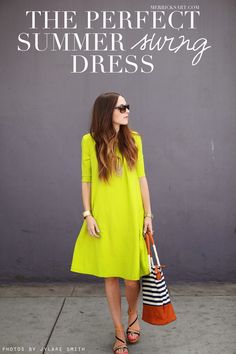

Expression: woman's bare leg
xmin=104 ymin=277 xmax=127 ymax=353
xmin=124 ymin=279 xmax=141 ymax=341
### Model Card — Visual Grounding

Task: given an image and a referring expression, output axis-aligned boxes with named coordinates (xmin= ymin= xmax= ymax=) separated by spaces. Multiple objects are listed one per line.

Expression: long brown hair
xmin=89 ymin=92 xmax=139 ymax=183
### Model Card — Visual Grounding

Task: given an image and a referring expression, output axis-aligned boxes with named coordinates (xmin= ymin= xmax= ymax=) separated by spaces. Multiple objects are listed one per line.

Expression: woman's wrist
xmin=144 ymin=212 xmax=154 ymax=219
xmin=82 ymin=210 xmax=92 ymax=219
xmin=84 ymin=214 xmax=93 ymax=220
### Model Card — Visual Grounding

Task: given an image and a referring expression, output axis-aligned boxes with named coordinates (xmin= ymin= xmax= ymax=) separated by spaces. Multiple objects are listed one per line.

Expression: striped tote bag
xmin=141 ymin=230 xmax=177 ymax=325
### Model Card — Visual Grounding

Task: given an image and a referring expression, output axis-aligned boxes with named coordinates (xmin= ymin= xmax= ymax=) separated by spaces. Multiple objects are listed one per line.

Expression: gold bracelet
xmin=144 ymin=213 xmax=154 ymax=219
xmin=82 ymin=210 xmax=91 ymax=219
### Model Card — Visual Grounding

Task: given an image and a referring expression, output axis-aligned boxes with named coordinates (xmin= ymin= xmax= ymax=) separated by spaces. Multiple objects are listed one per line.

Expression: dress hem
xmin=70 ymin=268 xmax=150 ymax=281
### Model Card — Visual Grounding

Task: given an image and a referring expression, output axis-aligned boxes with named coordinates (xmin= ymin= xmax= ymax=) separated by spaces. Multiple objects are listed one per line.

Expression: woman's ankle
xmin=114 ymin=323 xmax=124 ymax=331
xmin=127 ymin=306 xmax=138 ymax=315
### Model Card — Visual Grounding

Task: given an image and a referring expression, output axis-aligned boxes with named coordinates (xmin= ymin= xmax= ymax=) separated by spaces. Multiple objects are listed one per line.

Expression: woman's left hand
xmin=143 ymin=216 xmax=153 ymax=236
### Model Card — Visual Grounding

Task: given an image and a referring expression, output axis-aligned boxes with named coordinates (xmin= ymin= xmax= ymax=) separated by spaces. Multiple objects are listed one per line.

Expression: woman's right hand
xmin=85 ymin=215 xmax=101 ymax=238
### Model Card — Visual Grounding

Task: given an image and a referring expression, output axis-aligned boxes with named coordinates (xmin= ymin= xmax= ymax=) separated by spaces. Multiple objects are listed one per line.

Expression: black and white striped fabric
xmin=142 ymin=265 xmax=171 ymax=306
xmin=142 ymin=237 xmax=171 ymax=307
xmin=141 ymin=230 xmax=177 ymax=325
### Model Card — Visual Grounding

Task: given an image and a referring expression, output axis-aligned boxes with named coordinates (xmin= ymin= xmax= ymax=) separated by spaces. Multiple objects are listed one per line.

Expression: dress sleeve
xmin=81 ymin=135 xmax=91 ymax=182
xmin=135 ymin=134 xmax=146 ymax=178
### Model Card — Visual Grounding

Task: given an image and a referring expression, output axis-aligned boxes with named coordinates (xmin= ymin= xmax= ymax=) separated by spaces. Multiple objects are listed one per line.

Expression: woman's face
xmin=112 ymin=95 xmax=130 ymax=131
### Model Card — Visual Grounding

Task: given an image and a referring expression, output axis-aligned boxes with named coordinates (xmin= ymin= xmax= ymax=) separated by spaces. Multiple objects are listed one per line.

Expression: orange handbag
xmin=141 ymin=230 xmax=177 ymax=325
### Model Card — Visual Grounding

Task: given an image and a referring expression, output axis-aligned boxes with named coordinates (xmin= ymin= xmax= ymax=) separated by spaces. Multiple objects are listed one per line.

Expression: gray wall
xmin=0 ymin=0 xmax=236 ymax=282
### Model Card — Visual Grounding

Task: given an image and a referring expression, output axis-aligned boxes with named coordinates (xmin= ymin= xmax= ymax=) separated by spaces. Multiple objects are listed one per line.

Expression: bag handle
xmin=144 ymin=230 xmax=166 ymax=278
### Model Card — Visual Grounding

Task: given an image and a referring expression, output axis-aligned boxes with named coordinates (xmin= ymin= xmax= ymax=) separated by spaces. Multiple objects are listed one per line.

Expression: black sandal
xmin=126 ymin=309 xmax=141 ymax=344
xmin=113 ymin=325 xmax=129 ymax=354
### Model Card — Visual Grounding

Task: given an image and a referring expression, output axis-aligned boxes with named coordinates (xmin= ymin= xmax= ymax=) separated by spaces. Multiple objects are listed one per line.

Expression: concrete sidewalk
xmin=0 ymin=281 xmax=235 ymax=354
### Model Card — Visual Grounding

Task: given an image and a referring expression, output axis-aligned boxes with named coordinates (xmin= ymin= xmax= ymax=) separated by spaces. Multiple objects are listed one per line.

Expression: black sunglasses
xmin=114 ymin=104 xmax=130 ymax=113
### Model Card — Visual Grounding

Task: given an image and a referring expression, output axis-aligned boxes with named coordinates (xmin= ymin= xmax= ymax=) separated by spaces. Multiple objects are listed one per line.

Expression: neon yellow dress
xmin=70 ymin=130 xmax=150 ymax=280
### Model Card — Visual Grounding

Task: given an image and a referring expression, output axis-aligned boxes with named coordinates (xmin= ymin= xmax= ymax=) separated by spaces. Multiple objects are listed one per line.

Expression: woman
xmin=70 ymin=92 xmax=153 ymax=354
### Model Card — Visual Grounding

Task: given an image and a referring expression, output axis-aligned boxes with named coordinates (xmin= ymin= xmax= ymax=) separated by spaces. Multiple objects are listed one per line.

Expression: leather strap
xmin=144 ymin=230 xmax=166 ymax=274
